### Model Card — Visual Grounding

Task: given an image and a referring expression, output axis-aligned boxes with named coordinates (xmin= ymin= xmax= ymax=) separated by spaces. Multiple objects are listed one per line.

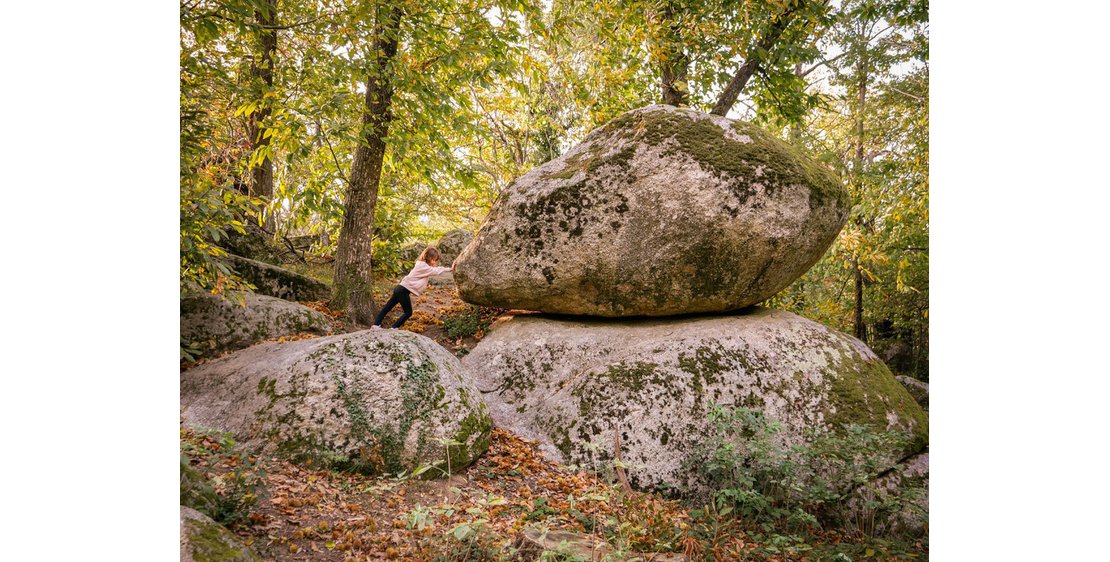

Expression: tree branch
xmin=711 ymin=1 xmax=808 ymax=116
xmin=889 ymin=85 xmax=924 ymax=102
xmin=316 ymin=120 xmax=350 ymax=185
xmin=799 ymin=50 xmax=848 ymax=78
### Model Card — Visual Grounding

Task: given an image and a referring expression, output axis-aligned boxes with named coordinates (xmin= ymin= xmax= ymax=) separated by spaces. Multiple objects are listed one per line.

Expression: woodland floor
xmin=181 ymin=274 xmax=928 ymax=561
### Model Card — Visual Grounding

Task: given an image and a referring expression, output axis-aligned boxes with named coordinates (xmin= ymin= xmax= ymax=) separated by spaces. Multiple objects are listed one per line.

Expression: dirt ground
xmin=182 ymin=425 xmax=702 ymax=562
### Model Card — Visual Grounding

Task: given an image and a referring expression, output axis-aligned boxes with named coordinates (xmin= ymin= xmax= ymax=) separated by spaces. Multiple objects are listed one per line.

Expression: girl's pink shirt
xmin=399 ymin=260 xmax=453 ymax=295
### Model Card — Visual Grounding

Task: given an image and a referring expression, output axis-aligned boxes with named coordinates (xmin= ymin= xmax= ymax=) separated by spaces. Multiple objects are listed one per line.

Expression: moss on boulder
xmin=180 ymin=291 xmax=332 ymax=358
xmin=180 ymin=506 xmax=260 ymax=562
xmin=436 ymin=228 xmax=474 ymax=265
xmin=226 ymin=254 xmax=331 ymax=302
xmin=181 ymin=329 xmax=491 ymax=476
xmin=454 ymin=105 xmax=850 ymax=316
xmin=462 ymin=308 xmax=927 ymax=495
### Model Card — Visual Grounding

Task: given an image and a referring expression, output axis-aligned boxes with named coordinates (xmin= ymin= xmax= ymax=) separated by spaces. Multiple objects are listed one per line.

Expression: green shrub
xmin=372 ymin=238 xmax=411 ymax=278
xmin=180 ymin=428 xmax=267 ymax=528
xmin=442 ymin=305 xmax=503 ymax=339
xmin=701 ymin=406 xmax=919 ymax=534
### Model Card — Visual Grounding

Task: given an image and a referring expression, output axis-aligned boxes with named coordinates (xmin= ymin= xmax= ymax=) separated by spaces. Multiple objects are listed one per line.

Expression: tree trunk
xmin=248 ymin=0 xmax=277 ymax=204
xmin=658 ymin=2 xmax=689 ymax=106
xmin=851 ymin=35 xmax=869 ymax=342
xmin=710 ymin=1 xmax=804 ymax=117
xmin=333 ymin=4 xmax=403 ymax=325
xmin=854 ymin=257 xmax=866 ymax=341
xmin=789 ymin=63 xmax=804 ymax=143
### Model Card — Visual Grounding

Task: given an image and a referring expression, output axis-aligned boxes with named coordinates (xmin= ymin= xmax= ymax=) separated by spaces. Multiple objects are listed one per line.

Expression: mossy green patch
xmin=183 ymin=515 xmax=258 ymax=562
xmin=444 ymin=407 xmax=493 ymax=473
xmin=260 ymin=338 xmax=480 ymax=476
xmin=824 ymin=346 xmax=929 ymax=453
xmin=602 ymin=108 xmax=848 ymax=212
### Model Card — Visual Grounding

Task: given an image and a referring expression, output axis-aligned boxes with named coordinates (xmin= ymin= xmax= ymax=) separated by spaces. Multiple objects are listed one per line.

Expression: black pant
xmin=374 ymin=285 xmax=413 ymax=328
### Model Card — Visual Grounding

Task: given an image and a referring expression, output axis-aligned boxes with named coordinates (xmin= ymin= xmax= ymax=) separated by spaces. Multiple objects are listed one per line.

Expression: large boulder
xmin=181 ymin=329 xmax=492 ymax=475
xmin=461 ymin=308 xmax=927 ymax=495
xmin=226 ymin=254 xmax=330 ymax=302
xmin=400 ymin=239 xmax=428 ymax=264
xmin=436 ymin=228 xmax=474 ymax=265
xmin=181 ymin=291 xmax=332 ymax=357
xmin=219 ymin=221 xmax=284 ymax=265
xmin=180 ymin=506 xmax=260 ymax=562
xmin=454 ymin=105 xmax=850 ymax=317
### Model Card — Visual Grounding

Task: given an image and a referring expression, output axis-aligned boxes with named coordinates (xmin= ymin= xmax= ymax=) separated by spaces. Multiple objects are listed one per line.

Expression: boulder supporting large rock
xmin=180 ymin=506 xmax=260 ymax=562
xmin=227 ymin=254 xmax=330 ymax=302
xmin=455 ymin=105 xmax=850 ymax=317
xmin=181 ymin=329 xmax=492 ymax=476
xmin=180 ymin=291 xmax=332 ymax=357
xmin=461 ymin=308 xmax=927 ymax=496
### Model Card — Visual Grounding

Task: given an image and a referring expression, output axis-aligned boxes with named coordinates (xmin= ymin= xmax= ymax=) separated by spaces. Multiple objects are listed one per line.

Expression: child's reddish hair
xmin=418 ymin=246 xmax=441 ymax=264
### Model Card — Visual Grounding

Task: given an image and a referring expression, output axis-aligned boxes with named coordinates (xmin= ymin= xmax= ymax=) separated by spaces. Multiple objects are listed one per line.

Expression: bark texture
xmin=657 ymin=1 xmax=689 ymax=106
xmin=333 ymin=4 xmax=403 ymax=324
xmin=248 ymin=0 xmax=277 ymax=201
xmin=852 ymin=45 xmax=869 ymax=341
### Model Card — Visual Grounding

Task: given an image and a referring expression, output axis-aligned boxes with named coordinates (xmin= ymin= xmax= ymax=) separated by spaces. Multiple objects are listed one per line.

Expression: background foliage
xmin=180 ymin=0 xmax=928 ymax=378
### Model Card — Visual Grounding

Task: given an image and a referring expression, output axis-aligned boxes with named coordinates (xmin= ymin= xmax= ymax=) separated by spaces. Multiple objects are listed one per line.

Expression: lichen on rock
xmin=454 ymin=105 xmax=850 ymax=317
xmin=225 ymin=254 xmax=331 ymax=302
xmin=462 ymin=308 xmax=927 ymax=495
xmin=180 ymin=291 xmax=332 ymax=357
xmin=181 ymin=329 xmax=491 ymax=476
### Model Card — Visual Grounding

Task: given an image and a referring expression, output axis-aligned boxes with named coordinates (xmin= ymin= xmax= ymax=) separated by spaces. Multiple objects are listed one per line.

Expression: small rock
xmin=180 ymin=291 xmax=332 ymax=357
xmin=436 ymin=229 xmax=474 ymax=265
xmin=511 ymin=528 xmax=686 ymax=561
xmin=226 ymin=254 xmax=331 ymax=302
xmin=896 ymin=375 xmax=929 ymax=410
xmin=844 ymin=452 xmax=929 ymax=537
xmin=180 ymin=506 xmax=260 ymax=562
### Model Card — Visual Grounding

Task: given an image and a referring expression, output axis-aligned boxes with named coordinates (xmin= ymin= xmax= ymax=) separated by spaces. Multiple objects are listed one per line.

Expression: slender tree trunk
xmin=333 ymin=4 xmax=403 ymax=325
xmin=248 ymin=0 xmax=277 ymax=205
xmin=789 ymin=63 xmax=804 ymax=143
xmin=852 ymin=41 xmax=869 ymax=342
xmin=658 ymin=1 xmax=689 ymax=106
xmin=854 ymin=258 xmax=866 ymax=341
xmin=710 ymin=1 xmax=805 ymax=116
